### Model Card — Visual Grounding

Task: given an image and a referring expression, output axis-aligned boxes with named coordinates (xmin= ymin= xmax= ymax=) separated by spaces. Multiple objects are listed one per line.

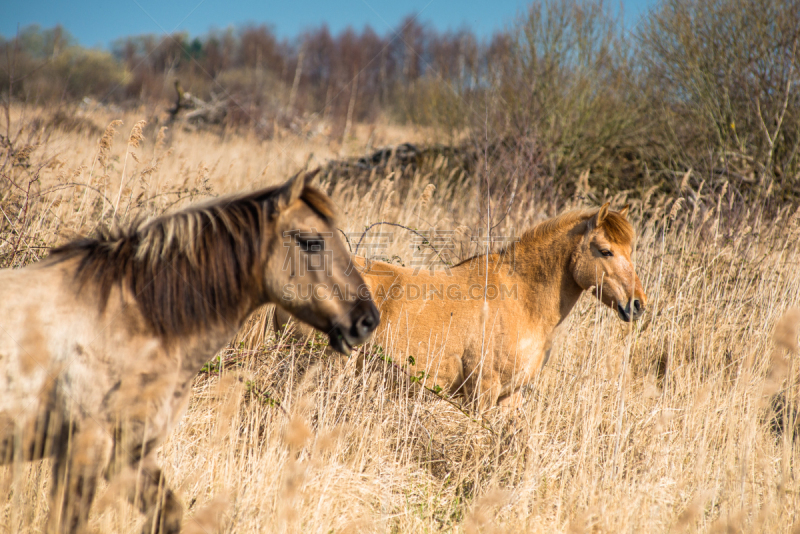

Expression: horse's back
xmin=0 ymin=264 xmax=64 ymax=373
xmin=0 ymin=264 xmax=70 ymax=454
xmin=0 ymin=260 xmax=107 ymax=424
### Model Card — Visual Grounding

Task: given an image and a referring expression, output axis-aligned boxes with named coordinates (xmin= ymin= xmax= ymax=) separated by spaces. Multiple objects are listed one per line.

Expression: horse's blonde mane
xmin=453 ymin=207 xmax=634 ymax=268
xmin=51 ymin=185 xmax=334 ymax=340
xmin=520 ymin=208 xmax=633 ymax=245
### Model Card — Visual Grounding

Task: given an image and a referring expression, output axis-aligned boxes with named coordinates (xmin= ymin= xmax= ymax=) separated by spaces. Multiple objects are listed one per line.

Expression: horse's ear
xmin=276 ymin=172 xmax=304 ymax=211
xmin=590 ymin=202 xmax=610 ymax=229
xmin=618 ymin=204 xmax=630 ymax=219
xmin=276 ymin=168 xmax=319 ymax=211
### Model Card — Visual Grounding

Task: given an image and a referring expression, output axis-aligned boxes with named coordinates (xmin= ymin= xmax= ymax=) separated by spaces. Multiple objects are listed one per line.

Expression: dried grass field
xmin=1 ymin=107 xmax=800 ymax=533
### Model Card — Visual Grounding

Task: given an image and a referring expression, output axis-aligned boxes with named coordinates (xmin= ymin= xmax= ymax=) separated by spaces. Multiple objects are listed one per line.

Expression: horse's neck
xmin=142 ymin=227 xmax=265 ymax=372
xmin=509 ymin=231 xmax=584 ymax=329
xmin=173 ymin=303 xmax=259 ymax=377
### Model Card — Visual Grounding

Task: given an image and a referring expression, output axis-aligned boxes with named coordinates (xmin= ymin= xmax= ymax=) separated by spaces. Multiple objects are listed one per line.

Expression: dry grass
xmin=1 ymin=107 xmax=800 ymax=533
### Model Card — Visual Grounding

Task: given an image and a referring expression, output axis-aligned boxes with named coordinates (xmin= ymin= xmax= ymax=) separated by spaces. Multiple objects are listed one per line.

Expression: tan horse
xmin=0 ymin=172 xmax=378 ymax=533
xmin=276 ymin=204 xmax=645 ymax=410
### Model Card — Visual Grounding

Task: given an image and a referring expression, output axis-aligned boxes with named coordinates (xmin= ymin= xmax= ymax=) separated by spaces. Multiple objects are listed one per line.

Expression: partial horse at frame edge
xmin=0 ymin=170 xmax=379 ymax=534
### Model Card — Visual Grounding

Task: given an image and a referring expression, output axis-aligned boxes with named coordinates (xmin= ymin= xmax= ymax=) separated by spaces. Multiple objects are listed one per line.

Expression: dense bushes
xmin=0 ymin=26 xmax=125 ymax=103
xmin=482 ymin=0 xmax=647 ymax=192
xmin=638 ymin=0 xmax=800 ymax=200
xmin=442 ymin=0 xmax=800 ymax=202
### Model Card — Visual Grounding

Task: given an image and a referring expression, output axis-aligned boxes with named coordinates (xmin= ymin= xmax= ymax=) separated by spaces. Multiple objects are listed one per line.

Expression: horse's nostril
xmin=355 ymin=312 xmax=377 ymax=336
xmin=361 ymin=315 xmax=374 ymax=330
xmin=633 ymin=299 xmax=642 ymax=312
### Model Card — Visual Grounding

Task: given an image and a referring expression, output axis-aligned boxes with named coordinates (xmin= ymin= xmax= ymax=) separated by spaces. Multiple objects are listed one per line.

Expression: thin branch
xmin=337 ymin=227 xmax=352 ymax=252
xmin=491 ymin=171 xmax=519 ymax=231
xmin=32 ymin=182 xmax=114 ymax=206
xmin=354 ymin=221 xmax=441 ymax=256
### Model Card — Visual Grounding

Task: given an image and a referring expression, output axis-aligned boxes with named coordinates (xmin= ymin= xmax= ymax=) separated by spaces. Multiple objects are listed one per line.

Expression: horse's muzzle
xmin=617 ymin=298 xmax=644 ymax=322
xmin=328 ymin=300 xmax=380 ymax=354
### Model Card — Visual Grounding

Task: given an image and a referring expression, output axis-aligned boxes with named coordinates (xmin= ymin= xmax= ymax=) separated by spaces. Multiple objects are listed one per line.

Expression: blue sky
xmin=1 ymin=0 xmax=657 ymax=48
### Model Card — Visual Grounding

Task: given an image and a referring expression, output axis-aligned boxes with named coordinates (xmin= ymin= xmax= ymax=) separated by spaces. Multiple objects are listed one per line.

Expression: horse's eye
xmin=299 ymin=238 xmax=324 ymax=253
xmin=600 ymin=249 xmax=614 ymax=257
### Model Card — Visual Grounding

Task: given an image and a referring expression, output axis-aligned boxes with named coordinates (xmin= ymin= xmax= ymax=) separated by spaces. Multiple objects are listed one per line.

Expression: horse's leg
xmin=118 ymin=454 xmax=182 ymax=534
xmin=461 ymin=376 xmax=501 ymax=413
xmin=497 ymin=390 xmax=524 ymax=412
xmin=463 ymin=366 xmax=502 ymax=412
xmin=48 ymin=421 xmax=112 ymax=534
xmin=478 ymin=382 xmax=502 ymax=412
xmin=459 ymin=347 xmax=503 ymax=411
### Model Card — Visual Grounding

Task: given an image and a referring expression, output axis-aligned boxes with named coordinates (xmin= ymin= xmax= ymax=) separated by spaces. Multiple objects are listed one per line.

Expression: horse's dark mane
xmin=50 ymin=185 xmax=333 ymax=339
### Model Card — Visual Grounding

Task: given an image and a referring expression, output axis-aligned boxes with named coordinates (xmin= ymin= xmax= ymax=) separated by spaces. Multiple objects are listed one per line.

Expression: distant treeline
xmin=0 ymin=16 xmax=493 ymax=132
xmin=2 ymin=0 xmax=799 ymax=202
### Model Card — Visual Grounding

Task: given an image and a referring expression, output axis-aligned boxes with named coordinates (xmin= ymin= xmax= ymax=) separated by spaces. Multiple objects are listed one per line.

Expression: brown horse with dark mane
xmin=0 ymin=171 xmax=378 ymax=533
xmin=276 ymin=203 xmax=645 ymax=411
